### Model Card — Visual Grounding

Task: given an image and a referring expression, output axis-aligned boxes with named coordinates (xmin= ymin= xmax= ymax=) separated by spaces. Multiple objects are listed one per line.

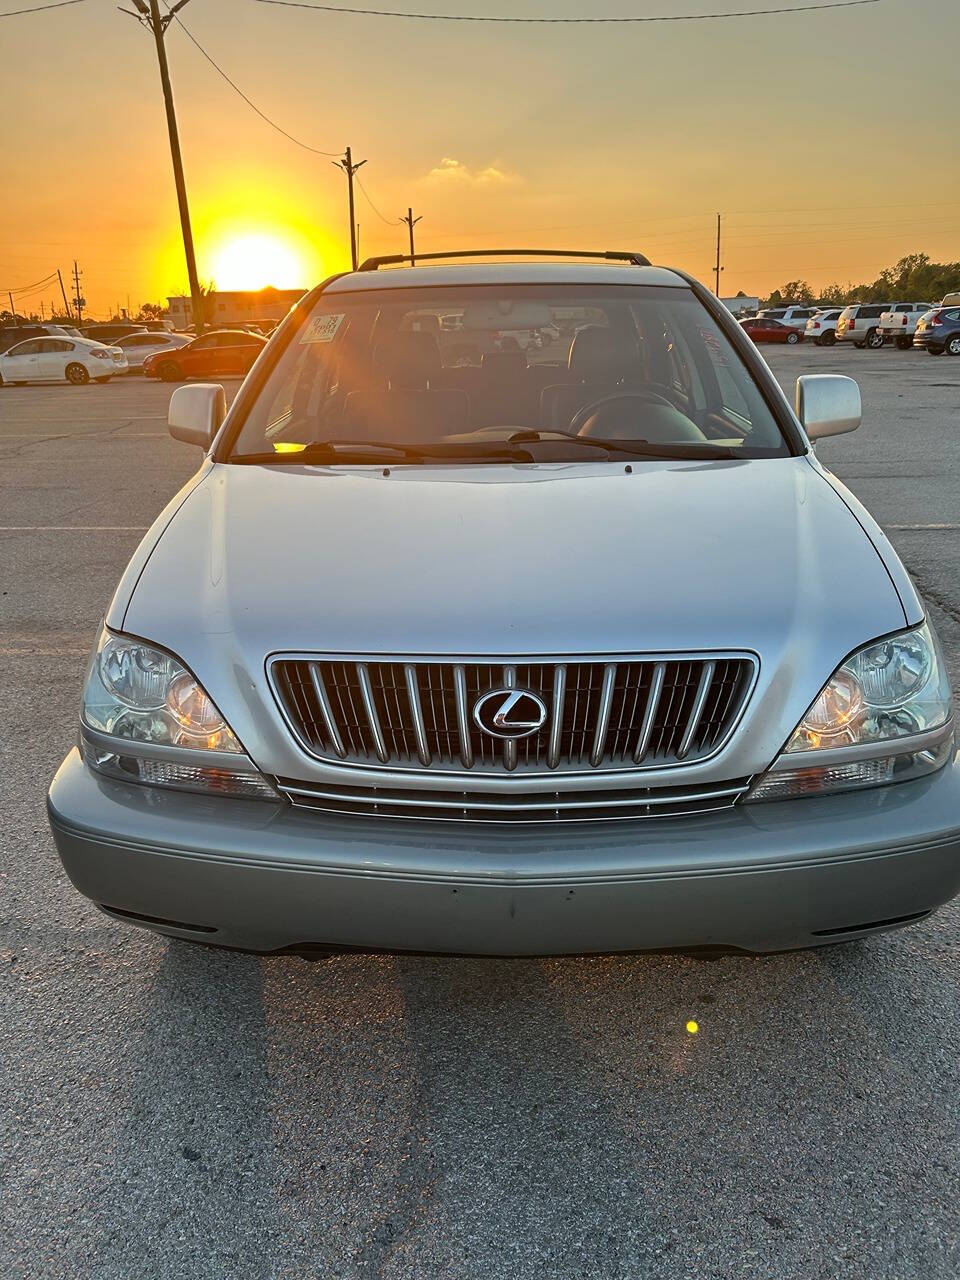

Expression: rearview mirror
xmin=795 ymin=374 xmax=861 ymax=441
xmin=168 ymin=383 xmax=226 ymax=449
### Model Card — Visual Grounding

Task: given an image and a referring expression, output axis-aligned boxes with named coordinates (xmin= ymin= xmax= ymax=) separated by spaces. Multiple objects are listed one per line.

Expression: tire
xmin=158 ymin=361 xmax=183 ymax=382
xmin=865 ymin=328 xmax=884 ymax=350
xmin=65 ymin=363 xmax=89 ymax=385
xmin=896 ymin=335 xmax=912 ymax=350
xmin=818 ymin=330 xmax=836 ymax=346
xmin=854 ymin=341 xmax=866 ymax=349
xmin=786 ymin=330 xmax=800 ymax=345
xmin=947 ymin=335 xmax=960 ymax=357
xmin=927 ymin=347 xmax=944 ymax=356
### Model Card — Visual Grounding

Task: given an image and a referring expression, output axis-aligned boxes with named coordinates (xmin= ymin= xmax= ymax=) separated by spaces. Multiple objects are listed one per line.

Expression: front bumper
xmin=48 ymin=749 xmax=960 ymax=956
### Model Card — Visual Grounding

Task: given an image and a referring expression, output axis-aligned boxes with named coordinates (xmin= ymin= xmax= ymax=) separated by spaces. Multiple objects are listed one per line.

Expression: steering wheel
xmin=569 ymin=389 xmax=677 ymax=438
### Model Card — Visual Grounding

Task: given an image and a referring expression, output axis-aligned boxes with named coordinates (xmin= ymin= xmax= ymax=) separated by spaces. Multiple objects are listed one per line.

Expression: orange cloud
xmin=424 ymin=157 xmax=516 ymax=186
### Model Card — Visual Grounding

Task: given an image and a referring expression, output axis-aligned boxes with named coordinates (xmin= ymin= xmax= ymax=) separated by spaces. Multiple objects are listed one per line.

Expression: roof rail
xmin=357 ymin=248 xmax=651 ymax=272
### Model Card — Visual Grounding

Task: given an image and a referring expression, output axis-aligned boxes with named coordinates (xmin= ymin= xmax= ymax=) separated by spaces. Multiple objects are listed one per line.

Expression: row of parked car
xmin=0 ymin=320 xmax=269 ymax=386
xmin=739 ymin=295 xmax=960 ymax=355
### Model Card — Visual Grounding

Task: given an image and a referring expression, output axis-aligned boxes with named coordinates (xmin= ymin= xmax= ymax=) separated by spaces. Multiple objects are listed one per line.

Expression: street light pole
xmin=128 ymin=0 xmax=205 ymax=331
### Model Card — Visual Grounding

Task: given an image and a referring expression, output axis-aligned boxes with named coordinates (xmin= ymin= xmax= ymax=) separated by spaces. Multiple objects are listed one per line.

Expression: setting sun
xmin=210 ymin=232 xmax=306 ymax=291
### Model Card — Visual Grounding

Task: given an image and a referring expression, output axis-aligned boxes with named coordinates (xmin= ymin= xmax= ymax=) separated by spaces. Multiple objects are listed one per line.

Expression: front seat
xmin=539 ymin=325 xmax=642 ymax=432
xmin=342 ymin=331 xmax=470 ymax=444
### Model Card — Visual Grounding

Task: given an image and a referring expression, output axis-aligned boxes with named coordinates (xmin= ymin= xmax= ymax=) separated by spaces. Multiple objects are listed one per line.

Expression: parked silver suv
xmin=47 ymin=252 xmax=960 ymax=957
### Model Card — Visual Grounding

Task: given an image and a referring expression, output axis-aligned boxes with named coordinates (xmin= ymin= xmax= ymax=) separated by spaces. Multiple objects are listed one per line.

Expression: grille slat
xmin=272 ymin=653 xmax=754 ymax=777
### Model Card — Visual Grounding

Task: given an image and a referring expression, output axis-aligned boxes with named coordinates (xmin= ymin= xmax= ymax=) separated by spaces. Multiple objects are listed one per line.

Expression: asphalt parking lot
xmin=1 ymin=346 xmax=959 ymax=1279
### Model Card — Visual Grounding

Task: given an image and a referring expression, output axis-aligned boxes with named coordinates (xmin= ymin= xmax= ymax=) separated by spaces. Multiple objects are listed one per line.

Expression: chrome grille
xmin=275 ymin=774 xmax=751 ymax=824
xmin=270 ymin=654 xmax=755 ymax=775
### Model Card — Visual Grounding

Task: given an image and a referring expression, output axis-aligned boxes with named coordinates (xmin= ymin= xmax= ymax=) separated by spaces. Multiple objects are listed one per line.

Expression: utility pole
xmin=57 ymin=269 xmax=71 ymax=319
xmin=73 ymin=261 xmax=84 ymax=325
xmin=7 ymin=292 xmax=15 ymax=323
xmin=124 ymin=0 xmax=205 ymax=332
xmin=333 ymin=147 xmax=366 ymax=271
xmin=401 ymin=207 xmax=423 ymax=266
xmin=714 ymin=212 xmax=722 ymax=297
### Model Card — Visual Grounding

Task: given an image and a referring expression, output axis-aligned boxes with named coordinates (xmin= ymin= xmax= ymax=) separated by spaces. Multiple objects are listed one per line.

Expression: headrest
xmin=481 ymin=350 xmax=528 ymax=377
xmin=568 ymin=325 xmax=640 ymax=381
xmin=374 ymin=331 xmax=441 ymax=389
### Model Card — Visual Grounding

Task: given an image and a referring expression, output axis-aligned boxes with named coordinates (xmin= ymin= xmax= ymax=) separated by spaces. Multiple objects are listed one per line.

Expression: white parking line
xmin=0 ymin=525 xmax=149 ymax=531
xmin=887 ymin=523 xmax=960 ymax=530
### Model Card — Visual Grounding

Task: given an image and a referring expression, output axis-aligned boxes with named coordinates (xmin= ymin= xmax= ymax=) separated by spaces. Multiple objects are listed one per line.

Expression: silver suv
xmin=836 ymin=302 xmax=895 ymax=348
xmin=47 ymin=252 xmax=960 ymax=957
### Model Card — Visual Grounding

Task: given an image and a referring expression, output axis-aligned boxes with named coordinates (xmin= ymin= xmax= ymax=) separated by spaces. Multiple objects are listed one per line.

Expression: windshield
xmin=225 ymin=283 xmax=791 ymax=464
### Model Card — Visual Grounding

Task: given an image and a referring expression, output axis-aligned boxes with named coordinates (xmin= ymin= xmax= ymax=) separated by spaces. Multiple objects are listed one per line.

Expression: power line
xmin=0 ymin=0 xmax=87 ymax=16
xmin=356 ymin=175 xmax=401 ymax=225
xmin=2 ymin=270 xmax=59 ymax=294
xmin=165 ymin=6 xmax=341 ymax=155
xmin=252 ymin=0 xmax=897 ymax=24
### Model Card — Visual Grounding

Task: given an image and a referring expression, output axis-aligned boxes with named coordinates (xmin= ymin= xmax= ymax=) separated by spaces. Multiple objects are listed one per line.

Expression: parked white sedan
xmin=112 ymin=330 xmax=191 ymax=372
xmin=0 ymin=335 xmax=127 ymax=385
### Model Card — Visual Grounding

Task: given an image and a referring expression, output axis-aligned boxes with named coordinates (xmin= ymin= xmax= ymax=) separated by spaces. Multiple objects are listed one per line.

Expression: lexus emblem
xmin=473 ymin=688 xmax=548 ymax=740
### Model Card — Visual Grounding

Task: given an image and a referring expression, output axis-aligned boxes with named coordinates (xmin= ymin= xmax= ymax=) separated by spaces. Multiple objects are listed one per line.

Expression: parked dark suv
xmin=913 ymin=307 xmax=960 ymax=356
xmin=0 ymin=322 xmax=80 ymax=354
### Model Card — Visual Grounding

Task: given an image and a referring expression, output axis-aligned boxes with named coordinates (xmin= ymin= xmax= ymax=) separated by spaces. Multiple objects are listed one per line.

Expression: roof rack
xmin=357 ymin=248 xmax=651 ymax=272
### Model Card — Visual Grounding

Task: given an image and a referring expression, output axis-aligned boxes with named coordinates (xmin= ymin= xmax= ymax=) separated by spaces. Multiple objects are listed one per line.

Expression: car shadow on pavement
xmin=85 ymin=941 xmax=279 ymax=1280
xmin=326 ymin=937 xmax=957 ymax=1280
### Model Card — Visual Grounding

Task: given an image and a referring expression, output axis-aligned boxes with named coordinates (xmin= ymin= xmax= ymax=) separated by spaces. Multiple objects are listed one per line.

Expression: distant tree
xmin=763 ymin=280 xmax=814 ymax=306
xmin=137 ymin=302 xmax=166 ymax=321
xmin=817 ymin=283 xmax=846 ymax=306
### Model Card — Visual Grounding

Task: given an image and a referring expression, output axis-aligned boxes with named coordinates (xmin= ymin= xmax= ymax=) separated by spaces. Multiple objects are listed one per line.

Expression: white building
xmin=720 ymin=293 xmax=760 ymax=317
xmin=166 ymin=287 xmax=306 ymax=330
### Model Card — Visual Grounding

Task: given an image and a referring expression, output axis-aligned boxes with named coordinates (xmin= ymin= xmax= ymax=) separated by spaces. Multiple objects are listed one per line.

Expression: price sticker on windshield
xmin=300 ymin=314 xmax=345 ymax=344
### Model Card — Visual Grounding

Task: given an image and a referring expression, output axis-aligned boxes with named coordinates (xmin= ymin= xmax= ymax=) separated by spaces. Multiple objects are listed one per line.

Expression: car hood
xmin=121 ymin=457 xmax=909 ymax=777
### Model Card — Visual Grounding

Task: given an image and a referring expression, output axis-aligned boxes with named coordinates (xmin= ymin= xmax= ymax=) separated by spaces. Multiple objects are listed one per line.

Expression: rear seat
xmin=341 ymin=332 xmax=470 ymax=443
xmin=436 ymin=350 xmax=563 ymax=428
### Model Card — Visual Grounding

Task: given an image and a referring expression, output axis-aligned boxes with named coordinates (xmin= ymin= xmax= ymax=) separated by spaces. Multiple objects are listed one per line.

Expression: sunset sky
xmin=3 ymin=0 xmax=958 ymax=316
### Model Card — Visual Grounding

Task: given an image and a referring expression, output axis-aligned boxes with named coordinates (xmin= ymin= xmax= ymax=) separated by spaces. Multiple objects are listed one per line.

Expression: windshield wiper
xmin=230 ymin=439 xmax=539 ymax=465
xmin=506 ymin=430 xmax=741 ymax=461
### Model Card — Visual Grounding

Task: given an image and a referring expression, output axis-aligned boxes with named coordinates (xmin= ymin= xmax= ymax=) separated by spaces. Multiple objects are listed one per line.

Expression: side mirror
xmin=796 ymin=374 xmax=861 ymax=441
xmin=168 ymin=383 xmax=226 ymax=449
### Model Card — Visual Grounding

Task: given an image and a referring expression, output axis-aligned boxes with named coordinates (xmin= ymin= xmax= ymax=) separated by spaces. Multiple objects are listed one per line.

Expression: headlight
xmin=747 ymin=621 xmax=954 ymax=802
xmin=80 ymin=628 xmax=279 ymax=799
xmin=90 ymin=349 xmax=110 ymax=360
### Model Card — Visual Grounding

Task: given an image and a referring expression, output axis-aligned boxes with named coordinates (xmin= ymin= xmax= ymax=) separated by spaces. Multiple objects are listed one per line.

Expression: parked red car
xmin=738 ymin=316 xmax=802 ymax=345
xmin=142 ymin=329 xmax=266 ymax=382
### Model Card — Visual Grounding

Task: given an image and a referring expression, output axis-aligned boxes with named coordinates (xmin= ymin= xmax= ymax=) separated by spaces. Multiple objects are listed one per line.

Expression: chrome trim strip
xmin=78 ymin=722 xmax=265 ymax=772
xmin=277 ymin=781 xmax=748 ymax=812
xmin=677 ymin=660 xmax=715 ymax=760
xmin=453 ymin=664 xmax=473 ymax=769
xmin=307 ymin=662 xmax=346 ymax=759
xmin=404 ymin=663 xmax=432 ymax=767
xmin=767 ymin=719 xmax=954 ymax=772
xmin=547 ymin=664 xmax=567 ymax=769
xmin=356 ymin=663 xmax=388 ymax=763
xmin=502 ymin=664 xmax=517 ymax=772
xmin=633 ymin=661 xmax=665 ymax=764
xmin=590 ymin=663 xmax=618 ymax=767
